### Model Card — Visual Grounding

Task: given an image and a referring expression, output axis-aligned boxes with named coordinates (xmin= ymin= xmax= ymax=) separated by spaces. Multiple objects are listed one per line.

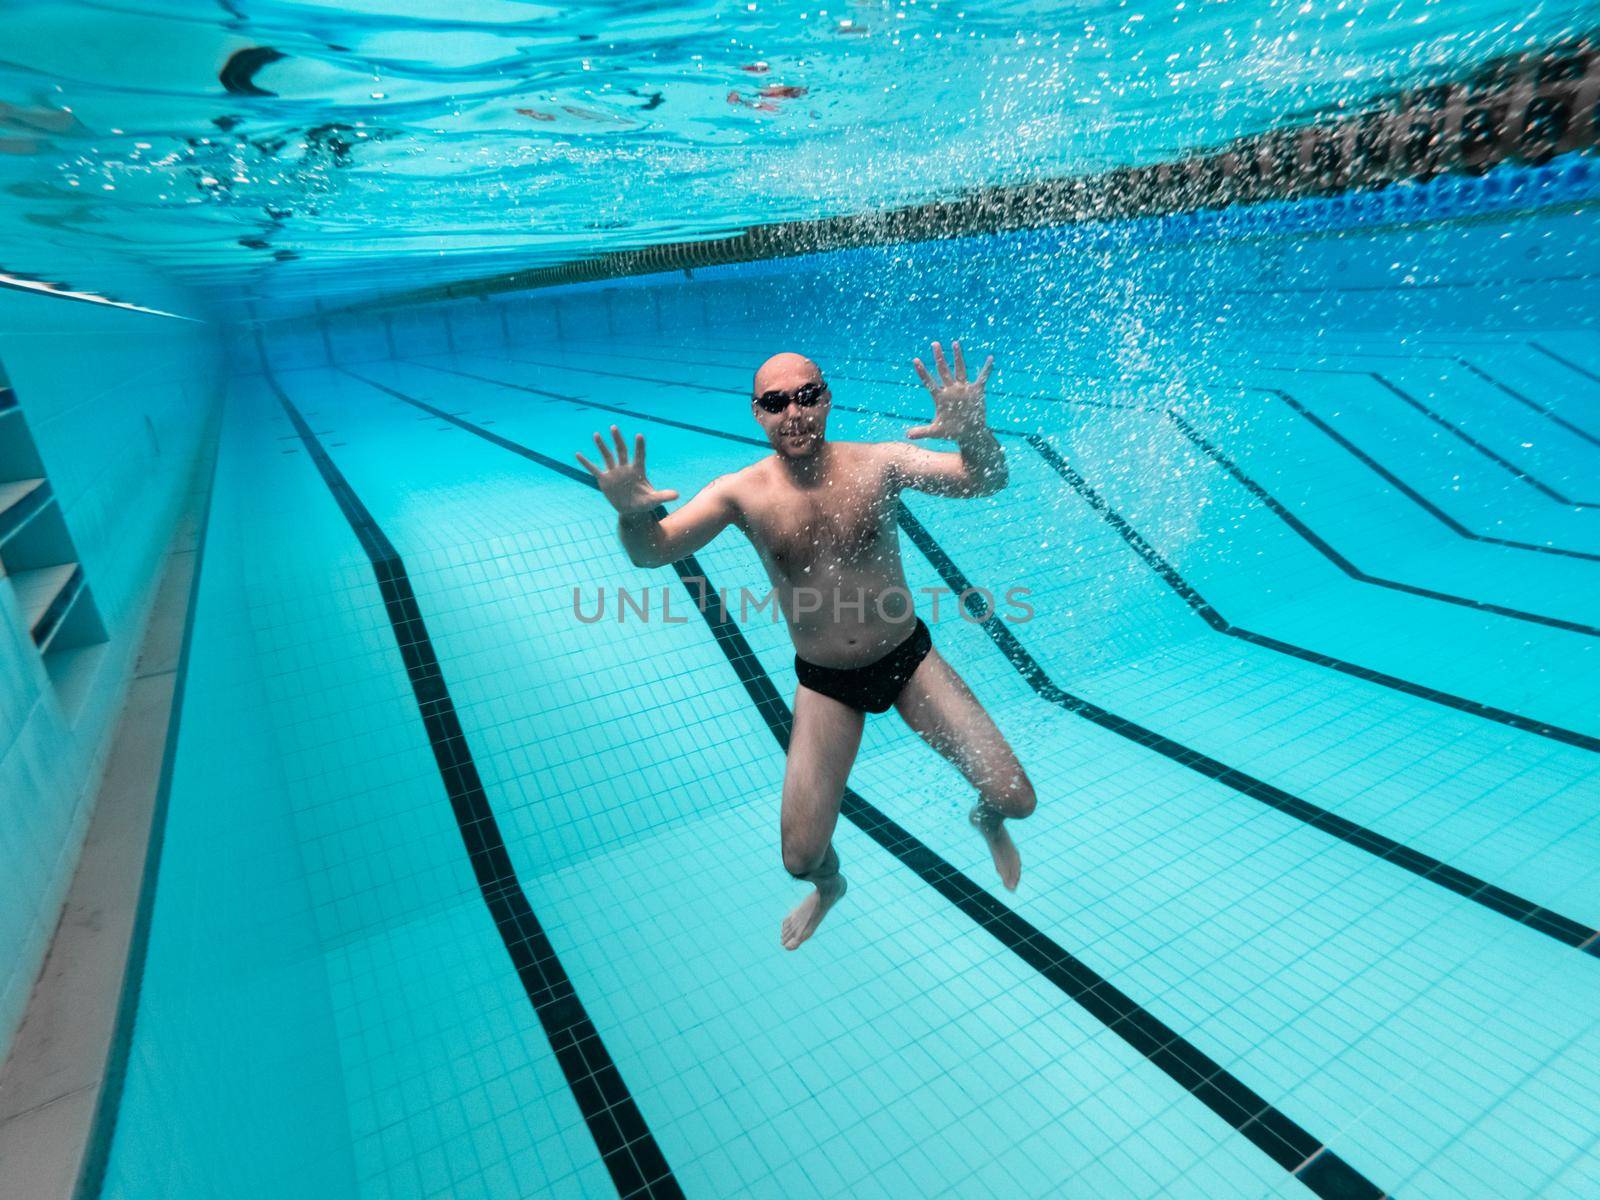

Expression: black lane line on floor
xmin=338 ymin=368 xmax=1388 ymax=1200
xmin=1209 ymin=342 xmax=1600 ymax=452
xmin=1453 ymin=357 xmax=1600 ymax=450
xmin=1163 ymin=411 xmax=1599 ymax=637
xmin=426 ymin=353 xmax=1600 ymax=754
xmin=1369 ymin=369 xmax=1598 ymax=508
xmin=76 ymin=419 xmax=223 ymax=1200
xmin=560 ymin=332 xmax=1600 ymax=562
xmin=536 ymin=339 xmax=1599 ymax=635
xmin=1252 ymin=341 xmax=1600 ymax=450
xmin=1530 ymin=340 xmax=1600 ymax=386
xmin=261 ymin=369 xmax=682 ymax=1200
xmin=1261 ymin=386 xmax=1600 ymax=564
xmin=357 ymin=361 xmax=1600 ymax=959
xmin=1025 ymin=431 xmax=1600 ymax=753
xmin=1272 ymin=364 xmax=1598 ymax=508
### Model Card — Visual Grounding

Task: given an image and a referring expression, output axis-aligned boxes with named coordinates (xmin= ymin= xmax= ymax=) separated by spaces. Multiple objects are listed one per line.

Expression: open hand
xmin=909 ymin=339 xmax=994 ymax=440
xmin=575 ymin=425 xmax=680 ymax=514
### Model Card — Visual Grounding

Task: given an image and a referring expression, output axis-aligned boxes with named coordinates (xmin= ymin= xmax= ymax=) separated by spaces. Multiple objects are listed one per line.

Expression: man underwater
xmin=577 ymin=340 xmax=1036 ymax=949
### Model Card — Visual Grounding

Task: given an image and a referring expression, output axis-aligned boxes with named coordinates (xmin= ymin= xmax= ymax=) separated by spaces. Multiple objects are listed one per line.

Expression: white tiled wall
xmin=0 ymin=281 xmax=225 ymax=1060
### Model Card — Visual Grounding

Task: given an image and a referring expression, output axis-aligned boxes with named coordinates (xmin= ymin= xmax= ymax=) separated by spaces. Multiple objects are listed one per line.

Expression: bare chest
xmin=742 ymin=473 xmax=895 ymax=576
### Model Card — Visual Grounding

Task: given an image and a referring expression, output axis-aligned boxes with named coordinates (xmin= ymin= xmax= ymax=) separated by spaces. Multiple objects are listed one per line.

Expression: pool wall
xmin=0 ymin=275 xmax=223 ymax=1060
xmin=255 ymin=151 xmax=1599 ymax=379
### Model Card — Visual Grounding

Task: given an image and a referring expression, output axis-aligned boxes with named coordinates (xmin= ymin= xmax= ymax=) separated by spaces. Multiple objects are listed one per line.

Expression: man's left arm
xmin=886 ymin=338 xmax=1009 ymax=498
xmin=886 ymin=428 xmax=1008 ymax=498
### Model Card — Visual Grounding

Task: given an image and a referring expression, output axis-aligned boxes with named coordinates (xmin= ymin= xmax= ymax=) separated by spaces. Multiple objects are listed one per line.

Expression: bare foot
xmin=780 ymin=875 xmax=847 ymax=950
xmin=970 ymin=803 xmax=1021 ymax=890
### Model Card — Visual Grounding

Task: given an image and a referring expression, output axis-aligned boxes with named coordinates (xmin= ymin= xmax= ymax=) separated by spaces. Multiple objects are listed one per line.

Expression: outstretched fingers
xmin=609 ymin=424 xmax=629 ymax=465
xmin=931 ymin=340 xmax=953 ymax=385
xmin=575 ymin=451 xmax=601 ymax=477
xmin=977 ymin=354 xmax=994 ymax=386
xmin=951 ymin=339 xmax=967 ymax=382
xmin=591 ymin=431 xmax=616 ymax=470
xmin=912 ymin=357 xmax=938 ymax=396
xmin=634 ymin=433 xmax=646 ymax=477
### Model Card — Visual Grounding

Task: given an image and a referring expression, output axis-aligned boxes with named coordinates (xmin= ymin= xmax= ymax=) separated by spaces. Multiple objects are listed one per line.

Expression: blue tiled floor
xmin=109 ymin=320 xmax=1600 ymax=1199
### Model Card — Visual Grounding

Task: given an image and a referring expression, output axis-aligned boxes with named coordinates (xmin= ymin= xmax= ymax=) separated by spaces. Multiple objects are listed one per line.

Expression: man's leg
xmin=779 ymin=683 xmax=866 ymax=950
xmin=893 ymin=647 xmax=1037 ymax=889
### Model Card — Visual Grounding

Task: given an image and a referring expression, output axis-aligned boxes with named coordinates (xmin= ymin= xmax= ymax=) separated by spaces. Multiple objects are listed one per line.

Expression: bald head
xmin=752 ymin=352 xmax=821 ymax=397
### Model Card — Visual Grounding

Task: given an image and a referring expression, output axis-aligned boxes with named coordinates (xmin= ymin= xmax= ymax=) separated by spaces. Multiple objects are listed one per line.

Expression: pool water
xmin=3 ymin=0 xmax=1596 ymax=310
xmin=92 ymin=158 xmax=1600 ymax=1199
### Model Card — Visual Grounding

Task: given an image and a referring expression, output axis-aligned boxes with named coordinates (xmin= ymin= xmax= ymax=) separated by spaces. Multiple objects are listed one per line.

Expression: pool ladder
xmin=0 ymin=375 xmax=107 ymax=712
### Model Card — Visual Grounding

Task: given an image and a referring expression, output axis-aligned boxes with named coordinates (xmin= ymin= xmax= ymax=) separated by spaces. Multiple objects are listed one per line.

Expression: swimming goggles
xmin=753 ymin=379 xmax=829 ymax=413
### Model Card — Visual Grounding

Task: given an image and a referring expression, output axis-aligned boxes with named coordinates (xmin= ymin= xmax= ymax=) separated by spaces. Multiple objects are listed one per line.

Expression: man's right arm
xmin=619 ymin=473 xmax=740 ymax=568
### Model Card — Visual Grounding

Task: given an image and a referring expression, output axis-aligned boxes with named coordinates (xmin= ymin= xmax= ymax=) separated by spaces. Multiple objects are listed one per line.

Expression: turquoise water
xmin=13 ymin=1 xmax=1596 ymax=1194
xmin=2 ymin=0 xmax=1598 ymax=310
xmin=92 ymin=156 xmax=1600 ymax=1198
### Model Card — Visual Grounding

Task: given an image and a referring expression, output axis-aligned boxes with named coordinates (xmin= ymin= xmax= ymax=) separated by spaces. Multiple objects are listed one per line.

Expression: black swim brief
xmin=794 ymin=617 xmax=932 ymax=714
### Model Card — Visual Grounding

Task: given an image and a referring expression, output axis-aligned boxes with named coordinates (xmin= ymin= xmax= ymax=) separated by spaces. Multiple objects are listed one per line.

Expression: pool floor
xmin=113 ymin=328 xmax=1600 ymax=1199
